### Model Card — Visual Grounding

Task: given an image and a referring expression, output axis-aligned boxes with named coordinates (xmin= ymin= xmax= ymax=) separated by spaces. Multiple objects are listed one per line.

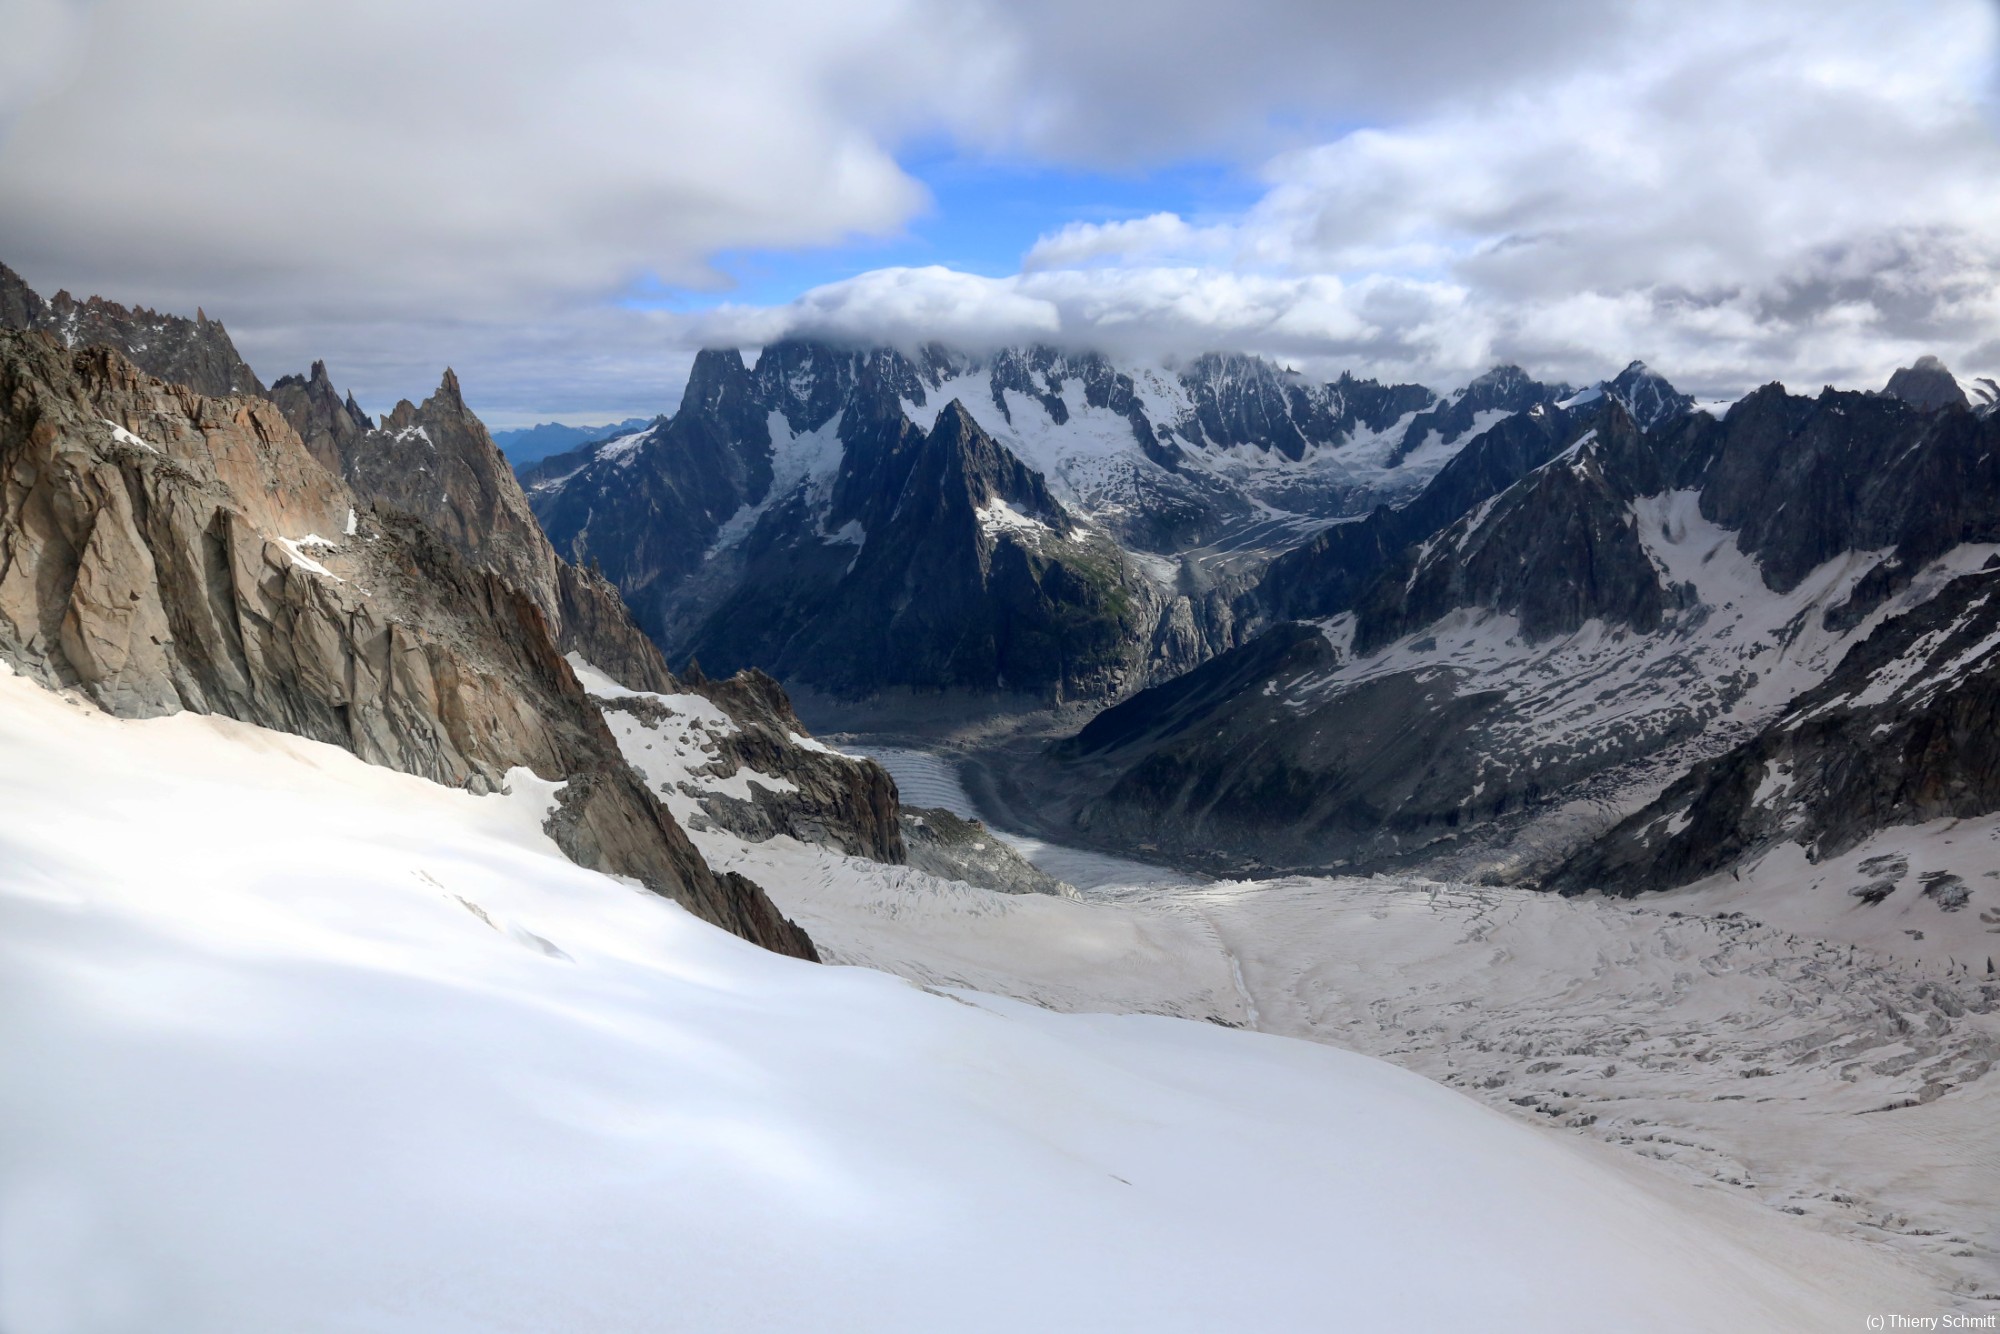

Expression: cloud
xmin=0 ymin=0 xmax=1995 ymax=414
xmin=1022 ymin=214 xmax=1214 ymax=270
xmin=710 ymin=1 xmax=2000 ymax=395
xmin=0 ymin=0 xmax=89 ymax=127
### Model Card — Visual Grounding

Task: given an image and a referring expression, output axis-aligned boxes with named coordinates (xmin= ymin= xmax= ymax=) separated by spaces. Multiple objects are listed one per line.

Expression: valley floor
xmin=748 ymin=745 xmax=2000 ymax=1308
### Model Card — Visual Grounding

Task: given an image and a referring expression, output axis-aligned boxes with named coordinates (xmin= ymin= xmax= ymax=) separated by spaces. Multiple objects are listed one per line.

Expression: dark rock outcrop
xmin=1702 ymin=382 xmax=2000 ymax=626
xmin=678 ymin=668 xmax=903 ymax=862
xmin=0 ymin=262 xmax=48 ymax=331
xmin=1883 ymin=354 xmax=1970 ymax=412
xmin=901 ymin=806 xmax=1070 ymax=895
xmin=1350 ymin=401 xmax=1684 ymax=654
xmin=686 ymin=400 xmax=1155 ymax=700
xmin=0 ymin=330 xmax=815 ymax=959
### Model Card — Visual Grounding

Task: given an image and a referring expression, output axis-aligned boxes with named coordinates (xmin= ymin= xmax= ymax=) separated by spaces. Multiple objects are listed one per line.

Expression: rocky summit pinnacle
xmin=1603 ymin=360 xmax=1696 ymax=429
xmin=1882 ymin=353 xmax=1970 ymax=412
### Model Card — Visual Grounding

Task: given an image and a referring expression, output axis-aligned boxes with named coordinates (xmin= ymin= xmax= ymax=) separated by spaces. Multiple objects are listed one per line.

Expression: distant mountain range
xmin=491 ymin=417 xmax=653 ymax=465
xmin=513 ymin=319 xmax=2000 ymax=930
xmin=516 ymin=342 xmax=1591 ymax=699
xmin=1036 ymin=358 xmax=2000 ymax=897
xmin=9 ymin=252 xmax=2000 ymax=940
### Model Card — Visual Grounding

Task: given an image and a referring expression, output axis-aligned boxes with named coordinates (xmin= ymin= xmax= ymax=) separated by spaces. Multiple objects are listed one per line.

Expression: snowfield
xmin=0 ymin=666 xmax=1953 ymax=1331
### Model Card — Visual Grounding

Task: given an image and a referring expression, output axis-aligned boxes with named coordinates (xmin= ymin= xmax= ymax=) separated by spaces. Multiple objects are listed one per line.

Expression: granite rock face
xmin=0 ymin=330 xmax=815 ymax=958
xmin=267 ymin=356 xmax=681 ymax=696
xmin=1 ymin=262 xmax=674 ymax=695
xmin=268 ymin=359 xmax=372 ymax=476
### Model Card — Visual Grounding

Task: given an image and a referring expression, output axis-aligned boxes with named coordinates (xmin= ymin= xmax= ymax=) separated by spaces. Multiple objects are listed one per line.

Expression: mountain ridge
xmin=1033 ymin=357 xmax=2000 ymax=895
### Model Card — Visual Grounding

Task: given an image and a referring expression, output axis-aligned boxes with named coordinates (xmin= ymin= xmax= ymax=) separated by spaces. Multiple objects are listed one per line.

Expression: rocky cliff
xmin=268 ymin=356 xmax=678 ymax=696
xmin=0 ymin=329 xmax=815 ymax=958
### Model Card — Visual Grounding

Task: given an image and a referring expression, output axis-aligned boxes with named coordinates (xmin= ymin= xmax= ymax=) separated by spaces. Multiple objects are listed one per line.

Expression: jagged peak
xmin=927 ymin=397 xmax=985 ymax=445
xmin=682 ymin=347 xmax=753 ymax=411
xmin=1602 ymin=360 xmax=1693 ymax=430
xmin=1462 ymin=363 xmax=1532 ymax=392
xmin=343 ymin=391 xmax=373 ymax=430
xmin=1882 ymin=354 xmax=1969 ymax=411
xmin=937 ymin=396 xmax=978 ymax=424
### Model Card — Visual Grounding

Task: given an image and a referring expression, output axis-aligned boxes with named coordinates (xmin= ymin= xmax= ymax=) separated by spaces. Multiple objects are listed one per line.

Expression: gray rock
xmin=1883 ymin=354 xmax=1970 ymax=412
xmin=1550 ymin=567 xmax=2000 ymax=896
xmin=902 ymin=806 xmax=1071 ymax=896
xmin=0 ymin=331 xmax=815 ymax=960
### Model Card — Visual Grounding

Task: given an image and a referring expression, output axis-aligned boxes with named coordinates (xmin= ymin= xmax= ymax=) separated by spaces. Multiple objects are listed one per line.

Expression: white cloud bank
xmin=697 ymin=2 xmax=2000 ymax=396
xmin=1 ymin=0 xmax=1995 ymax=414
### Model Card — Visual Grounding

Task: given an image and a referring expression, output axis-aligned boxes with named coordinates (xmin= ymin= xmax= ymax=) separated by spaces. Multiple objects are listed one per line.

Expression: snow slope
xmin=565 ymin=665 xmax=1991 ymax=1310
xmin=0 ymin=667 xmax=1943 ymax=1331
xmin=749 ymin=838 xmax=2000 ymax=1307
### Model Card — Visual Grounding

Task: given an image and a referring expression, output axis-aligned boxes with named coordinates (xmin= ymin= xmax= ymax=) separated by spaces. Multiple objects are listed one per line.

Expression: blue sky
xmin=622 ymin=149 xmax=1265 ymax=312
